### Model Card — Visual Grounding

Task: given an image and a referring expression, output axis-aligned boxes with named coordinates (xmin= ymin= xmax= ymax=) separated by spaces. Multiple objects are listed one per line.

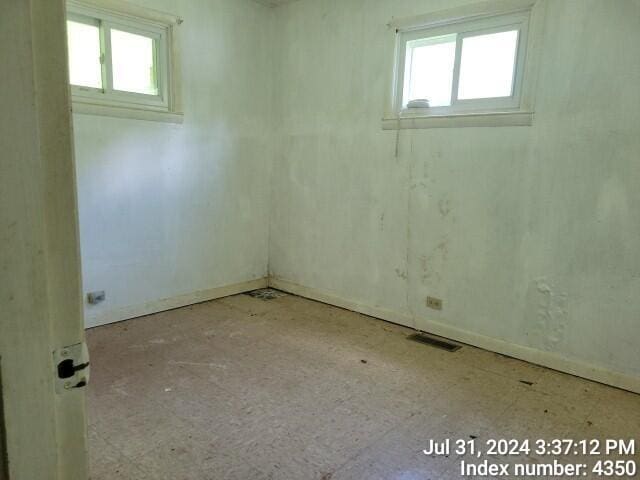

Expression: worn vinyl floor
xmin=87 ymin=292 xmax=640 ymax=479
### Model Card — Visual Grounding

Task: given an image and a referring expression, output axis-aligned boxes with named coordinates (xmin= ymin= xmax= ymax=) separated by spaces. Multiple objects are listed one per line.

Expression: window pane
xmin=67 ymin=20 xmax=102 ymax=89
xmin=111 ymin=29 xmax=158 ymax=96
xmin=404 ymin=34 xmax=456 ymax=108
xmin=458 ymin=30 xmax=519 ymax=100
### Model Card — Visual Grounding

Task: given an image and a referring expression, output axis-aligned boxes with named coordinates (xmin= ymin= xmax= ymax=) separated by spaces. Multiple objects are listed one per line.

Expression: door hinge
xmin=53 ymin=342 xmax=90 ymax=394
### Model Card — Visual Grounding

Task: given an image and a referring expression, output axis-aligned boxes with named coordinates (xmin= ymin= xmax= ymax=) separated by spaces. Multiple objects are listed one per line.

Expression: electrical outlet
xmin=87 ymin=291 xmax=106 ymax=305
xmin=426 ymin=296 xmax=443 ymax=310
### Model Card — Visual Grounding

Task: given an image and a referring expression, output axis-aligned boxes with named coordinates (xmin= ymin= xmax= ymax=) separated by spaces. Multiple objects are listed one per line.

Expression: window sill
xmin=72 ymin=102 xmax=184 ymax=124
xmin=381 ymin=111 xmax=533 ymax=130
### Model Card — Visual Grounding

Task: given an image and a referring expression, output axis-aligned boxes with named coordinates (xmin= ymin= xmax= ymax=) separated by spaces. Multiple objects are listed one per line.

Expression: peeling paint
xmin=268 ymin=0 xmax=640 ymax=384
xmin=526 ymin=278 xmax=568 ymax=351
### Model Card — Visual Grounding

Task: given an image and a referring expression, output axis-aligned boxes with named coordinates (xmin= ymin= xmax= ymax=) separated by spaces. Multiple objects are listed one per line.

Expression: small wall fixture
xmin=406 ymin=99 xmax=430 ymax=108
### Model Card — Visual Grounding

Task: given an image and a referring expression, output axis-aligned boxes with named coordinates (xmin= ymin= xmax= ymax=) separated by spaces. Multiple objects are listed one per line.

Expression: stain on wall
xmin=269 ymin=0 xmax=640 ymax=382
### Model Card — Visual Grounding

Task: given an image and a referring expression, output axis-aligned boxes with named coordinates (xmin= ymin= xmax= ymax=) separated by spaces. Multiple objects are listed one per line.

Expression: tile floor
xmin=87 ymin=292 xmax=640 ymax=479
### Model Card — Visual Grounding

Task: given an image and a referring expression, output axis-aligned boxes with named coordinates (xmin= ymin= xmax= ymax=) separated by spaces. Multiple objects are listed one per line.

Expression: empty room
xmin=1 ymin=0 xmax=639 ymax=479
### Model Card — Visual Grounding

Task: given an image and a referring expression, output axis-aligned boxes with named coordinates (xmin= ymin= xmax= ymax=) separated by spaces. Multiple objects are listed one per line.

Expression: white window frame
xmin=66 ymin=0 xmax=183 ymax=123
xmin=384 ymin=0 xmax=544 ymax=129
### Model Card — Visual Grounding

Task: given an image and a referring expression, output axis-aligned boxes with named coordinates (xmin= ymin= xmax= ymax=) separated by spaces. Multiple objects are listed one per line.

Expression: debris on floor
xmin=245 ymin=288 xmax=287 ymax=300
xmin=86 ymin=293 xmax=640 ymax=480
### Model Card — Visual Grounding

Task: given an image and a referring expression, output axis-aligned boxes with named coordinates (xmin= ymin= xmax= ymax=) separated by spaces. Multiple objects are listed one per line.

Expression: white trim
xmin=72 ymin=102 xmax=184 ymax=123
xmin=82 ymin=271 xmax=640 ymax=393
xmin=394 ymin=12 xmax=529 ymax=116
xmin=382 ymin=111 xmax=533 ymax=129
xmin=384 ymin=0 xmax=545 ymax=129
xmin=268 ymin=277 xmax=640 ymax=395
xmin=85 ymin=278 xmax=268 ymax=328
xmin=67 ymin=0 xmax=182 ymax=26
xmin=67 ymin=0 xmax=183 ymax=119
xmin=388 ymin=0 xmax=536 ymax=31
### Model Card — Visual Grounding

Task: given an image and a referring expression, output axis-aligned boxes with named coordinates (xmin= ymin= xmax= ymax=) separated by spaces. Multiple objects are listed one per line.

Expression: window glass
xmin=404 ymin=34 xmax=456 ymax=108
xmin=458 ymin=30 xmax=519 ymax=100
xmin=67 ymin=20 xmax=103 ymax=89
xmin=111 ymin=29 xmax=158 ymax=95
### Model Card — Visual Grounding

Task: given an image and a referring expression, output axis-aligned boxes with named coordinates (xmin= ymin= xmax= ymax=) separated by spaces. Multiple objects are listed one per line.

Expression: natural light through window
xmin=392 ymin=9 xmax=531 ymax=122
xmin=458 ymin=30 xmax=519 ymax=100
xmin=67 ymin=20 xmax=102 ymax=89
xmin=404 ymin=34 xmax=456 ymax=108
xmin=111 ymin=29 xmax=158 ymax=96
xmin=65 ymin=2 xmax=179 ymax=119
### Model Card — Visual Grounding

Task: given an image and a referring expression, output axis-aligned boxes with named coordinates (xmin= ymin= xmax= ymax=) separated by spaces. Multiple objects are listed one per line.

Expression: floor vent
xmin=245 ymin=288 xmax=287 ymax=301
xmin=407 ymin=333 xmax=462 ymax=352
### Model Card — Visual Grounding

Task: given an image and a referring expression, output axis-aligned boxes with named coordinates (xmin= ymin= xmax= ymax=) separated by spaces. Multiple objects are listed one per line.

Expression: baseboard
xmin=85 ymin=277 xmax=268 ymax=328
xmin=269 ymin=277 xmax=640 ymax=395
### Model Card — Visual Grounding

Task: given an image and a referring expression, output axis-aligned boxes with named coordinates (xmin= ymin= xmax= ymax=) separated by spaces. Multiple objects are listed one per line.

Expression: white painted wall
xmin=74 ymin=0 xmax=275 ymax=326
xmin=269 ymin=0 xmax=640 ymax=389
xmin=73 ymin=0 xmax=640 ymax=390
